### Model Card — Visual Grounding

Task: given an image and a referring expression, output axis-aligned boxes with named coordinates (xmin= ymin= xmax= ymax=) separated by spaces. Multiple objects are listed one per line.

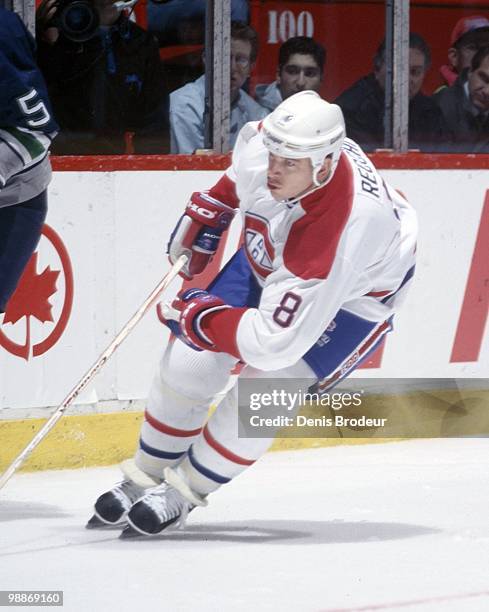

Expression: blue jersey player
xmin=0 ymin=8 xmax=58 ymax=317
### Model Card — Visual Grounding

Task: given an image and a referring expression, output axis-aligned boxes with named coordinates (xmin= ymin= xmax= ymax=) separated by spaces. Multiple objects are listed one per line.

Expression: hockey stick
xmin=0 ymin=255 xmax=187 ymax=491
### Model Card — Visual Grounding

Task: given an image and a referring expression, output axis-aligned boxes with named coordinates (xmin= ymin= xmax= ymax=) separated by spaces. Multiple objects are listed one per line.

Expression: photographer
xmin=36 ymin=0 xmax=169 ymax=154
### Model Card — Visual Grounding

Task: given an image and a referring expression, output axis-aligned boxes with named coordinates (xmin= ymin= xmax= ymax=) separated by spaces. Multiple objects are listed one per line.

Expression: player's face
xmin=267 ymin=154 xmax=315 ymax=200
xmin=278 ymin=54 xmax=322 ymax=99
xmin=468 ymin=55 xmax=489 ymax=112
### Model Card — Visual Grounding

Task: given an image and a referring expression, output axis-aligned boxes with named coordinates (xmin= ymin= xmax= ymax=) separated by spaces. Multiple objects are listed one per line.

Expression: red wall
xmin=249 ymin=0 xmax=489 ymax=99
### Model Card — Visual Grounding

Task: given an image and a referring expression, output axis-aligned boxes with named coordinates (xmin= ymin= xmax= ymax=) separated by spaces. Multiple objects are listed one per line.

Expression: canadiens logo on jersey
xmin=244 ymin=213 xmax=276 ymax=281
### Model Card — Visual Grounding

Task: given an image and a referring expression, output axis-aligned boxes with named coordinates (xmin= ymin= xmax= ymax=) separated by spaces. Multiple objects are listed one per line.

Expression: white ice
xmin=1 ymin=439 xmax=489 ymax=612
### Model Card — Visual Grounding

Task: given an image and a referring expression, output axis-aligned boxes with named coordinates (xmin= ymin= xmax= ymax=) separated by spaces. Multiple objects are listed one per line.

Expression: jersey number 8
xmin=273 ymin=292 xmax=302 ymax=328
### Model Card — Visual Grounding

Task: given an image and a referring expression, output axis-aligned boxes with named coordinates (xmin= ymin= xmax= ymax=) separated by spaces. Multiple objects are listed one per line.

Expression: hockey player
xmin=89 ymin=90 xmax=418 ymax=537
xmin=0 ymin=8 xmax=58 ymax=317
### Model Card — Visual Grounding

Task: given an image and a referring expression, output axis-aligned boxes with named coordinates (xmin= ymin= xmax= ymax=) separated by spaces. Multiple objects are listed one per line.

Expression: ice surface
xmin=1 ymin=439 xmax=489 ymax=612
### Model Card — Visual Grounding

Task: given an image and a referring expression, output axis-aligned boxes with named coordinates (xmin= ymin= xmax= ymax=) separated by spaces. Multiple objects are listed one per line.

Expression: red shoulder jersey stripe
xmin=203 ymin=425 xmax=256 ymax=465
xmin=208 ymin=174 xmax=240 ymax=209
xmin=283 ymin=153 xmax=354 ymax=280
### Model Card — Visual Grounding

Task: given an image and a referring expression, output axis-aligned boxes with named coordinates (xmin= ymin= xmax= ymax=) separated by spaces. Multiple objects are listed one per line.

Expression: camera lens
xmin=65 ymin=7 xmax=92 ymax=30
xmin=60 ymin=1 xmax=99 ymax=42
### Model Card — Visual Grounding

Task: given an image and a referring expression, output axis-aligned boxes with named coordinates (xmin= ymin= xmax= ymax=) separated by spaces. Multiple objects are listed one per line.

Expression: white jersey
xmin=207 ymin=123 xmax=418 ymax=371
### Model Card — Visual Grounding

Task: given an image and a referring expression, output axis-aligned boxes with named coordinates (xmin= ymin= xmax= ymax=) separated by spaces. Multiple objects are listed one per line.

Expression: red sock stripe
xmin=144 ymin=410 xmax=203 ymax=437
xmin=203 ymin=426 xmax=255 ymax=466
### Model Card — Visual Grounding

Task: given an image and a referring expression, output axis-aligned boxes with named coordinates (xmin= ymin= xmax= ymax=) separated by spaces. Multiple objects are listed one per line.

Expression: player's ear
xmin=315 ymin=156 xmax=333 ymax=184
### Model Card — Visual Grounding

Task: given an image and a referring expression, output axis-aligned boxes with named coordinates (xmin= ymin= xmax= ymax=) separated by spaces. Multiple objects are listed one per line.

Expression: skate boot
xmin=121 ymin=465 xmax=207 ymax=537
xmin=86 ymin=459 xmax=159 ymax=528
xmin=86 ymin=479 xmax=145 ymax=528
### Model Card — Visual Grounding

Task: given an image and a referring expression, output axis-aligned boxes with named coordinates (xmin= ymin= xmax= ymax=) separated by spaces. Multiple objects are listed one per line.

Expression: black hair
xmin=278 ymin=36 xmax=326 ymax=74
xmin=374 ymin=32 xmax=431 ymax=70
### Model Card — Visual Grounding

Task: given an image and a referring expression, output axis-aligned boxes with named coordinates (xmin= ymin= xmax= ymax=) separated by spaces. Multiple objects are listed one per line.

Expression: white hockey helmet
xmin=262 ymin=91 xmax=345 ymax=186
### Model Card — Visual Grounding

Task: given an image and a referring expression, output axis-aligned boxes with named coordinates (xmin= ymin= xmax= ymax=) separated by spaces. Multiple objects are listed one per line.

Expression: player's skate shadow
xmin=133 ymin=519 xmax=439 ymax=545
xmin=0 ymin=500 xmax=69 ymax=522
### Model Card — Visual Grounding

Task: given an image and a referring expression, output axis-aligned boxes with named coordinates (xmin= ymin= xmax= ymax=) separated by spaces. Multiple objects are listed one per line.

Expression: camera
xmin=50 ymin=0 xmax=100 ymax=43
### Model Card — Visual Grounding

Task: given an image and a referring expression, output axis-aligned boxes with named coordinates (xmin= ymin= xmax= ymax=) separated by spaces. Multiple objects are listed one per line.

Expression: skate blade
xmin=119 ymin=516 xmax=181 ymax=539
xmin=119 ymin=525 xmax=147 ymax=539
xmin=86 ymin=514 xmax=125 ymax=530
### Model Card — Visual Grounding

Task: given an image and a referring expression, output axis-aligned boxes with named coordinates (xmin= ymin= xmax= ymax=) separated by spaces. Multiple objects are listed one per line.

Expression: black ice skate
xmin=86 ymin=459 xmax=159 ymax=529
xmin=86 ymin=479 xmax=146 ymax=528
xmin=121 ymin=482 xmax=191 ymax=536
xmin=120 ymin=465 xmax=207 ymax=538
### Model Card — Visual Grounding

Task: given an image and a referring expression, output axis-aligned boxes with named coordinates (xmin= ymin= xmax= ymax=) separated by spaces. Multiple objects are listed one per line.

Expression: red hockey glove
xmin=157 ymin=288 xmax=232 ymax=352
xmin=167 ymin=193 xmax=235 ymax=280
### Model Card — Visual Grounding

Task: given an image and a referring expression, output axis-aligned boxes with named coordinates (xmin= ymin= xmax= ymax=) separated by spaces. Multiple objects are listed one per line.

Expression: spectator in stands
xmin=147 ymin=0 xmax=249 ymax=46
xmin=255 ymin=36 xmax=325 ymax=112
xmin=36 ymin=0 xmax=169 ymax=154
xmin=438 ymin=15 xmax=489 ymax=90
xmin=170 ymin=21 xmax=267 ymax=154
xmin=335 ymin=33 xmax=446 ymax=151
xmin=434 ymin=45 xmax=489 ymax=152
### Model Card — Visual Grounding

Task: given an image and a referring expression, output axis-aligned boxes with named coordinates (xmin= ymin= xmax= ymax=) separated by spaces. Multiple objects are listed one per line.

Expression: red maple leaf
xmin=4 ymin=253 xmax=60 ymax=325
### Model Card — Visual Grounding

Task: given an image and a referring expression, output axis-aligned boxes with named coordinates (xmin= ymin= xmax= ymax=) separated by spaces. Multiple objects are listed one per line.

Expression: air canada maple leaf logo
xmin=0 ymin=224 xmax=73 ymax=360
xmin=4 ymin=254 xmax=59 ymax=326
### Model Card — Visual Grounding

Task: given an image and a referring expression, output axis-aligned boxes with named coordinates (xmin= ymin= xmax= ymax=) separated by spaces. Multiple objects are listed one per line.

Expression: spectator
xmin=438 ymin=15 xmax=489 ymax=90
xmin=335 ymin=33 xmax=446 ymax=151
xmin=0 ymin=8 xmax=58 ymax=317
xmin=147 ymin=0 xmax=249 ymax=46
xmin=170 ymin=22 xmax=267 ymax=154
xmin=434 ymin=45 xmax=489 ymax=152
xmin=255 ymin=36 xmax=326 ymax=112
xmin=36 ymin=0 xmax=169 ymax=154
